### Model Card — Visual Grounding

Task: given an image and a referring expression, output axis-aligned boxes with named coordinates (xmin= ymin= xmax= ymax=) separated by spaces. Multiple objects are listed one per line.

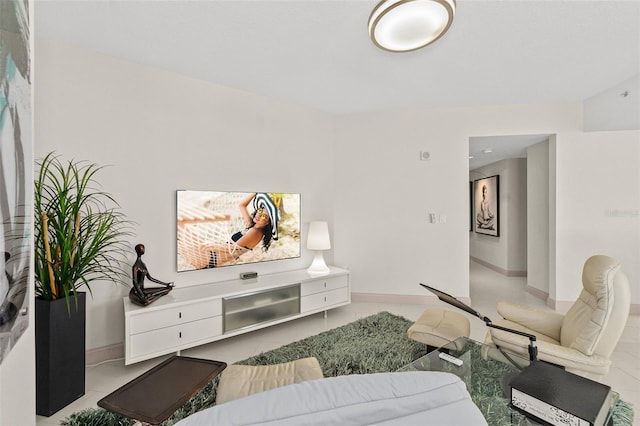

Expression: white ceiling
xmin=34 ymin=0 xmax=639 ymax=166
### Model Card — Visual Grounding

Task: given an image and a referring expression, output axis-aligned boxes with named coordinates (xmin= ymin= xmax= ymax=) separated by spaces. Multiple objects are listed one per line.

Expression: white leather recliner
xmin=484 ymin=255 xmax=630 ymax=381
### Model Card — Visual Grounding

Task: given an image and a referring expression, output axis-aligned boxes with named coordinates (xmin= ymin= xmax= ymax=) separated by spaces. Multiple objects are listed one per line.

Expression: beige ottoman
xmin=407 ymin=309 xmax=470 ymax=351
xmin=215 ymin=357 xmax=324 ymax=405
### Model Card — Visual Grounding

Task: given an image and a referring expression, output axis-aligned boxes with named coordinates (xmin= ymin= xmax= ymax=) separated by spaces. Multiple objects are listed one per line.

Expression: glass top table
xmin=398 ymin=337 xmax=618 ymax=426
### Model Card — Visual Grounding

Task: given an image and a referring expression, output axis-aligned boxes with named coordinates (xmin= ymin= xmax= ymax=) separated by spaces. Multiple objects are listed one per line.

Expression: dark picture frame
xmin=469 ymin=181 xmax=473 ymax=232
xmin=473 ymin=175 xmax=500 ymax=237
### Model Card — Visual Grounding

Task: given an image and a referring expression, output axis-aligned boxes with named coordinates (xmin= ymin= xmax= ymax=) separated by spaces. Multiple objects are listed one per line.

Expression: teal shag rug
xmin=63 ymin=311 xmax=634 ymax=426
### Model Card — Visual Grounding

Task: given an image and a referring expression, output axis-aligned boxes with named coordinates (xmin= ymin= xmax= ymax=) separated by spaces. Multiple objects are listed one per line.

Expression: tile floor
xmin=37 ymin=261 xmax=639 ymax=425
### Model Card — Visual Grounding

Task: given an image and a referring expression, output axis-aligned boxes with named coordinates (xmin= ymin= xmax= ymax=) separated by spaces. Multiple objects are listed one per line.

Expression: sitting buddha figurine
xmin=129 ymin=244 xmax=174 ymax=307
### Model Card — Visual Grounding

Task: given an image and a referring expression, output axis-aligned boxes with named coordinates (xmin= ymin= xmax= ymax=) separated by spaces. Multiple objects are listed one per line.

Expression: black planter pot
xmin=35 ymin=292 xmax=86 ymax=417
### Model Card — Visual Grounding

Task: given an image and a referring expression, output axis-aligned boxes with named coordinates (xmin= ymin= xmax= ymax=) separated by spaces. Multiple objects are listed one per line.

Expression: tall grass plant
xmin=34 ymin=152 xmax=132 ymax=306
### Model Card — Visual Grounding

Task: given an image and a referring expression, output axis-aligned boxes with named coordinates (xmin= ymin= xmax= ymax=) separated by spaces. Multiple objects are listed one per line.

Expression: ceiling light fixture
xmin=368 ymin=0 xmax=456 ymax=53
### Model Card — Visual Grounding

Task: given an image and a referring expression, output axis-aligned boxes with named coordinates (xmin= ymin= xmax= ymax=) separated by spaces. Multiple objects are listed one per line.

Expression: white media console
xmin=123 ymin=266 xmax=350 ymax=365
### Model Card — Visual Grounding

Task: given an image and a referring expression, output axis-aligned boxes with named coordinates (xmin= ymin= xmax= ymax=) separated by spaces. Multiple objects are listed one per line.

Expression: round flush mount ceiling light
xmin=368 ymin=0 xmax=456 ymax=52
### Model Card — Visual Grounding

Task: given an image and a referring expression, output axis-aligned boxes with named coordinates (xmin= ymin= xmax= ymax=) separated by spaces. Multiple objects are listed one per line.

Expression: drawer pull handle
xmin=179 ymin=312 xmax=182 ymax=319
xmin=324 ymin=297 xmax=327 ymax=302
xmin=324 ymin=282 xmax=327 ymax=288
xmin=179 ymin=331 xmax=182 ymax=338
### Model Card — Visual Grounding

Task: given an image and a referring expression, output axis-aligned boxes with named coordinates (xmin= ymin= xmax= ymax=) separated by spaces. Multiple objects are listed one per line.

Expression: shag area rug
xmin=63 ymin=311 xmax=634 ymax=426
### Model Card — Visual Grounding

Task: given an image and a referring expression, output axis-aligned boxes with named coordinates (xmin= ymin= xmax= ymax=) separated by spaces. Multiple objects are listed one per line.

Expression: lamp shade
xmin=306 ymin=221 xmax=331 ymax=250
xmin=368 ymin=0 xmax=456 ymax=52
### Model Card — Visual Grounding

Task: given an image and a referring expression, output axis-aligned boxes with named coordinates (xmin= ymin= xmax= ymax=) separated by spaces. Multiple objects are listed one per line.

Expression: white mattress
xmin=175 ymin=371 xmax=487 ymax=425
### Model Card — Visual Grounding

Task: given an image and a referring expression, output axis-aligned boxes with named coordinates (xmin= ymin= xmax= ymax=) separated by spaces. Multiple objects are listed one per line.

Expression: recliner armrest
xmin=497 ymin=301 xmax=564 ymax=341
xmin=486 ymin=329 xmax=611 ymax=379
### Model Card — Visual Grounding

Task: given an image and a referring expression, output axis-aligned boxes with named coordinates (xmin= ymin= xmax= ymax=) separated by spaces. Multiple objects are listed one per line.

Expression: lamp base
xmin=307 ymin=251 xmax=330 ymax=276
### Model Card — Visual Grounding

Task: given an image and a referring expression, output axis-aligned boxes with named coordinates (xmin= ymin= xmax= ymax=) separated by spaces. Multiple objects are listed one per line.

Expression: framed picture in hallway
xmin=473 ymin=175 xmax=499 ymax=237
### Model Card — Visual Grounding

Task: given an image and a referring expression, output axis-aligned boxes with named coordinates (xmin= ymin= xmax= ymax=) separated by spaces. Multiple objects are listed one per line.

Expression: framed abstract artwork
xmin=473 ymin=175 xmax=499 ymax=237
xmin=0 ymin=0 xmax=32 ymax=364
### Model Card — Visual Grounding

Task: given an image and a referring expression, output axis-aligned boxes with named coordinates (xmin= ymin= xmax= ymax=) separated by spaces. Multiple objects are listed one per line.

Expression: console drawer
xmin=129 ymin=299 xmax=222 ymax=335
xmin=123 ymin=266 xmax=350 ymax=364
xmin=301 ymin=287 xmax=349 ymax=312
xmin=301 ymin=275 xmax=348 ymax=297
xmin=129 ymin=316 xmax=223 ymax=359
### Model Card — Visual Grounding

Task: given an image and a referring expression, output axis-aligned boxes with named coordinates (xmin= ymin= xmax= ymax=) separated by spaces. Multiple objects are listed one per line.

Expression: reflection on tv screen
xmin=176 ymin=191 xmax=301 ymax=272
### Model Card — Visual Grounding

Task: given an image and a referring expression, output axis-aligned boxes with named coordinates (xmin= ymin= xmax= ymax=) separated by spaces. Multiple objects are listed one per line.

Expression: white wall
xmin=7 ymin=36 xmax=634 ymax=426
xmin=34 ymin=39 xmax=639 ymax=356
xmin=506 ymin=159 xmax=528 ymax=272
xmin=0 ymin=309 xmax=35 ymax=425
xmin=548 ymin=135 xmax=558 ymax=304
xmin=583 ymin=74 xmax=640 ymax=132
xmin=553 ymin=130 xmax=640 ymax=305
xmin=34 ymin=39 xmax=336 ymax=350
xmin=527 ymin=139 xmax=550 ymax=295
xmin=468 ymin=158 xmax=527 ymax=274
xmin=334 ymin=105 xmax=581 ymax=300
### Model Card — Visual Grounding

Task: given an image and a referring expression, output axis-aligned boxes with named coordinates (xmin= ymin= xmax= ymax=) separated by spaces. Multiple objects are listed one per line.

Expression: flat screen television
xmin=176 ymin=190 xmax=301 ymax=272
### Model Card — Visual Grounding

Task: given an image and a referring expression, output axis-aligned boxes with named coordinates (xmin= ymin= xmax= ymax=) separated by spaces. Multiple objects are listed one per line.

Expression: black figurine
xmin=129 ymin=244 xmax=174 ymax=307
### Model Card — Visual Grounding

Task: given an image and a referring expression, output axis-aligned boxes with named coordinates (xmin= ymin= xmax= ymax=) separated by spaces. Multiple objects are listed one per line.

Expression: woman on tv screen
xmin=177 ymin=191 xmax=300 ymax=271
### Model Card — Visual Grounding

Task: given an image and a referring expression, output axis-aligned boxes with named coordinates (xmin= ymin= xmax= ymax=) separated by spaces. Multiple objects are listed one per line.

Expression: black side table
xmin=98 ymin=355 xmax=226 ymax=425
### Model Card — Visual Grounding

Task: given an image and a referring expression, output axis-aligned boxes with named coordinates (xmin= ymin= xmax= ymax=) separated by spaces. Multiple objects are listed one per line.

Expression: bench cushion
xmin=215 ymin=357 xmax=323 ymax=404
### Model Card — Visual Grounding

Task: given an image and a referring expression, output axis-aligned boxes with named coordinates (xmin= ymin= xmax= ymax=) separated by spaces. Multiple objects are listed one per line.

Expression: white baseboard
xmin=470 ymin=256 xmax=527 ymax=277
xmin=86 ymin=342 xmax=124 ymax=366
xmin=545 ymin=299 xmax=573 ymax=314
xmin=351 ymin=292 xmax=472 ymax=306
xmin=525 ymin=285 xmax=548 ymax=301
xmin=84 ymin=296 xmax=639 ymax=366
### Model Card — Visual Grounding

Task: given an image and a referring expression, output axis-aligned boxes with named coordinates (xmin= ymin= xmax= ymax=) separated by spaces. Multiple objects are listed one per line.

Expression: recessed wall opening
xmin=468 ymin=134 xmax=552 ymax=302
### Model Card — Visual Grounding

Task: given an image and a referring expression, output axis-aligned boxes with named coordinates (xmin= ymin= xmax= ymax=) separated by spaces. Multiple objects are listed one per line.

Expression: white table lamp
xmin=307 ymin=221 xmax=331 ymax=275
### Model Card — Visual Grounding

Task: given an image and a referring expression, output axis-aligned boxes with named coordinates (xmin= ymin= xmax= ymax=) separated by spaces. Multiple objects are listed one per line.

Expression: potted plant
xmin=33 ymin=152 xmax=132 ymax=416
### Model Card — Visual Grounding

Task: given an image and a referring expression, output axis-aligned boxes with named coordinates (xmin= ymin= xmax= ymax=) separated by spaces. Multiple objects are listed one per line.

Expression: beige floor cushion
xmin=407 ymin=309 xmax=470 ymax=350
xmin=215 ymin=357 xmax=324 ymax=405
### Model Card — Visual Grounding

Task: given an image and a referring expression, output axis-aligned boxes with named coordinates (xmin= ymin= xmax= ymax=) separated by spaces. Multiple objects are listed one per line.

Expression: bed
xmin=175 ymin=371 xmax=487 ymax=425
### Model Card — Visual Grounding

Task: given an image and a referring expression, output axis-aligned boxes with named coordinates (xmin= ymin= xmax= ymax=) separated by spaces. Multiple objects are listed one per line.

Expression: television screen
xmin=177 ymin=190 xmax=301 ymax=272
